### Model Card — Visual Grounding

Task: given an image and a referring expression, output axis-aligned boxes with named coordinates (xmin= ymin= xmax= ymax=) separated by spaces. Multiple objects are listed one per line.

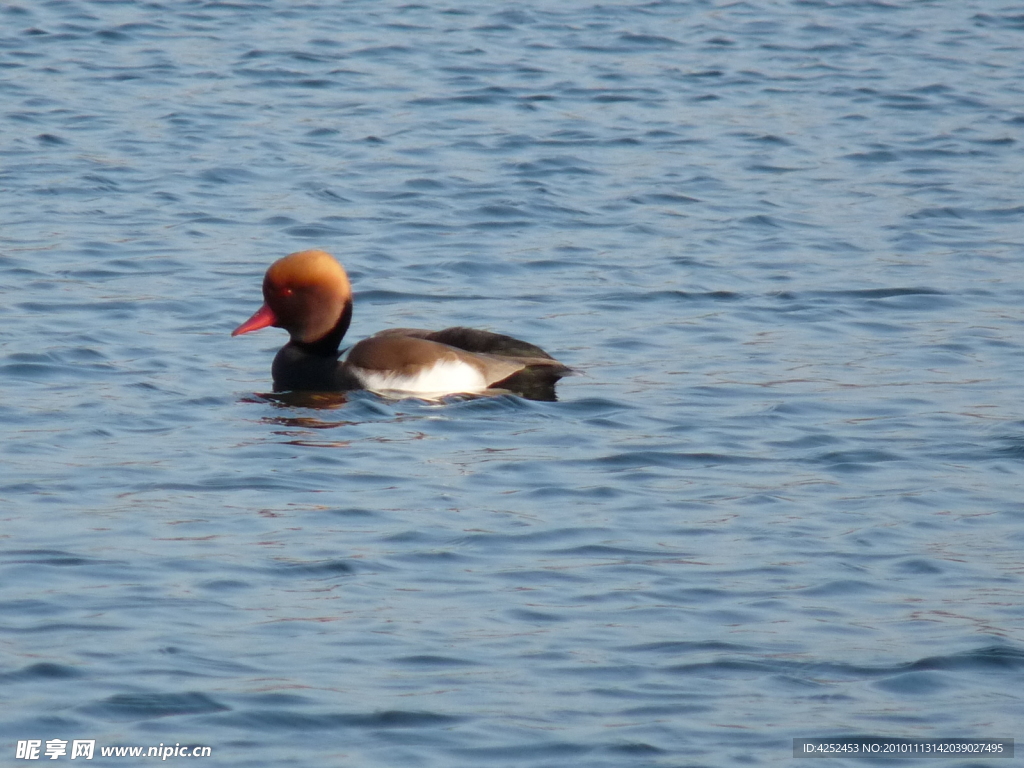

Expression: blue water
xmin=2 ymin=1 xmax=1024 ymax=765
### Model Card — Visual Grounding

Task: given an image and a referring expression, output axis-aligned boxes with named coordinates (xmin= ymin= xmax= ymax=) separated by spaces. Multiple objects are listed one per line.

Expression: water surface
xmin=2 ymin=1 xmax=1023 ymax=766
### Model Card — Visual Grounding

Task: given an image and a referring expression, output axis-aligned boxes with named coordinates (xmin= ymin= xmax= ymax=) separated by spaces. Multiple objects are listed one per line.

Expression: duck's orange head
xmin=233 ymin=250 xmax=352 ymax=344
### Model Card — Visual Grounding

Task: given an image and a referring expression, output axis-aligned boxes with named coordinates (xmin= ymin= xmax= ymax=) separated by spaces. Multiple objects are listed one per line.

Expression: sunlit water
xmin=2 ymin=1 xmax=1023 ymax=766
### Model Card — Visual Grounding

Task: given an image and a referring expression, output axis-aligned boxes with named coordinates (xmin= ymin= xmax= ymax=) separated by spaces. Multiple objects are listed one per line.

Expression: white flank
xmin=351 ymin=360 xmax=489 ymax=396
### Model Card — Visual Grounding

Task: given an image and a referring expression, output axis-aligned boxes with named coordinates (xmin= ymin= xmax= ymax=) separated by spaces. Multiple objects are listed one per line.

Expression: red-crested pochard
xmin=233 ymin=250 xmax=571 ymax=400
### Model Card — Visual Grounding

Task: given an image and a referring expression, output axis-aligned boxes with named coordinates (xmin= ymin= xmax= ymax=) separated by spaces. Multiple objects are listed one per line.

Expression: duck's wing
xmin=344 ymin=334 xmax=530 ymax=395
xmin=370 ymin=327 xmax=555 ymax=360
xmin=345 ymin=333 xmax=572 ymax=398
xmin=356 ymin=328 xmax=572 ymax=400
xmin=423 ymin=327 xmax=556 ymax=360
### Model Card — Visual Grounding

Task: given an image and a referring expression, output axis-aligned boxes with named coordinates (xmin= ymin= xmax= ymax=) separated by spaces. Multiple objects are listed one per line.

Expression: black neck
xmin=291 ymin=301 xmax=352 ymax=357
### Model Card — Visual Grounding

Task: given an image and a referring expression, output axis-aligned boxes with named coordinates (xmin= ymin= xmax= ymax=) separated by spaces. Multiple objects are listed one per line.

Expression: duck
xmin=233 ymin=250 xmax=571 ymax=400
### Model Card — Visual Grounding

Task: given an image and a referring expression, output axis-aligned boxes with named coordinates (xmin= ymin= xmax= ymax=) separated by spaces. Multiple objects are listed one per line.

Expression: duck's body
xmin=233 ymin=250 xmax=570 ymax=400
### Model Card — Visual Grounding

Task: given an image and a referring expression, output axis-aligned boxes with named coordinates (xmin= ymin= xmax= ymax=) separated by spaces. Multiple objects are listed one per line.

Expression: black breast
xmin=271 ymin=344 xmax=359 ymax=392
